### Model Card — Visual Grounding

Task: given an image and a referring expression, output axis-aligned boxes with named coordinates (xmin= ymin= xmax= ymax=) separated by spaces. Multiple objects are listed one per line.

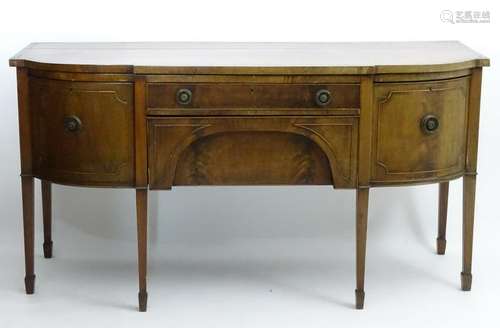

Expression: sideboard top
xmin=9 ymin=41 xmax=489 ymax=75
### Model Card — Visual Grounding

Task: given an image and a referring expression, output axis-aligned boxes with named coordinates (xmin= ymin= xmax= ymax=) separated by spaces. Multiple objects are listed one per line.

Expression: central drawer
xmin=146 ymin=83 xmax=360 ymax=116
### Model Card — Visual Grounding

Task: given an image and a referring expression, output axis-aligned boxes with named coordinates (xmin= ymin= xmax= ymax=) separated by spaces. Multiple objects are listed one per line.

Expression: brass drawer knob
xmin=315 ymin=89 xmax=332 ymax=106
xmin=64 ymin=115 xmax=82 ymax=132
xmin=176 ymin=88 xmax=193 ymax=105
xmin=421 ymin=115 xmax=440 ymax=134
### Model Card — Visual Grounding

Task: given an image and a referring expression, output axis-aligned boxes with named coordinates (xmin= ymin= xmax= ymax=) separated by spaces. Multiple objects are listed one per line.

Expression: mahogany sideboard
xmin=9 ymin=42 xmax=489 ymax=311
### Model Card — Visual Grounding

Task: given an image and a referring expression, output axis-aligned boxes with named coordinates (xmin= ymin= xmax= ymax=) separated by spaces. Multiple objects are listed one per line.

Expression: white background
xmin=0 ymin=0 xmax=499 ymax=327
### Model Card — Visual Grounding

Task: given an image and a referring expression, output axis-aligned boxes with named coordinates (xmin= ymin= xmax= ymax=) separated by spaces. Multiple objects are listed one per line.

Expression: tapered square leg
xmin=437 ymin=182 xmax=449 ymax=255
xmin=355 ymin=188 xmax=369 ymax=309
xmin=21 ymin=176 xmax=35 ymax=294
xmin=462 ymin=175 xmax=476 ymax=291
xmin=136 ymin=189 xmax=148 ymax=311
xmin=42 ymin=180 xmax=53 ymax=259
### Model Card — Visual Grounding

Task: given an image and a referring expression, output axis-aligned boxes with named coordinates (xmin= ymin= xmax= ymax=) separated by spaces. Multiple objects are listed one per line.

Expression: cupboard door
xmin=372 ymin=77 xmax=469 ymax=184
xmin=30 ymin=77 xmax=135 ymax=186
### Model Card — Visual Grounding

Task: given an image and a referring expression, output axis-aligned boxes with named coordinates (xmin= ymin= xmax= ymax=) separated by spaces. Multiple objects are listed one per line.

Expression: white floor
xmin=0 ymin=184 xmax=498 ymax=328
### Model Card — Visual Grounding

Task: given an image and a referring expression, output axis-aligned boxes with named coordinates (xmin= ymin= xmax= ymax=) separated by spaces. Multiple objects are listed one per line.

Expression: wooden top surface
xmin=9 ymin=41 xmax=489 ymax=75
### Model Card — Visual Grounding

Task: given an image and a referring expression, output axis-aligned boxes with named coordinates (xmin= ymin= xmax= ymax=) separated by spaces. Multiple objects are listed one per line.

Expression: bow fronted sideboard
xmin=9 ymin=42 xmax=489 ymax=311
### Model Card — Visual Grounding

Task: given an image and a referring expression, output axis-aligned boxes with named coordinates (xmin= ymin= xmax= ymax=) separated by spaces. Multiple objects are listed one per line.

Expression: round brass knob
xmin=176 ymin=88 xmax=193 ymax=105
xmin=421 ymin=115 xmax=440 ymax=134
xmin=315 ymin=89 xmax=332 ymax=106
xmin=63 ymin=115 xmax=82 ymax=132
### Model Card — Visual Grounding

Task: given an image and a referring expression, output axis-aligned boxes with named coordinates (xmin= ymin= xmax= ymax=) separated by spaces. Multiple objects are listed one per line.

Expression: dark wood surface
xmin=10 ymin=42 xmax=487 ymax=312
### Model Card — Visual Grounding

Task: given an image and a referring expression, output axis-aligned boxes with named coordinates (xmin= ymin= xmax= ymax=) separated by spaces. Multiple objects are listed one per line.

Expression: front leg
xmin=355 ymin=188 xmax=369 ymax=309
xmin=21 ymin=176 xmax=35 ymax=294
xmin=42 ymin=180 xmax=53 ymax=258
xmin=461 ymin=175 xmax=476 ymax=291
xmin=136 ymin=189 xmax=148 ymax=311
xmin=437 ymin=182 xmax=449 ymax=255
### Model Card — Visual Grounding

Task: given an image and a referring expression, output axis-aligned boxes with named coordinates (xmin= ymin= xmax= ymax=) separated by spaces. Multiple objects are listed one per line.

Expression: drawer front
xmin=371 ymin=77 xmax=470 ymax=184
xmin=29 ymin=77 xmax=135 ymax=186
xmin=148 ymin=116 xmax=358 ymax=189
xmin=147 ymin=83 xmax=360 ymax=115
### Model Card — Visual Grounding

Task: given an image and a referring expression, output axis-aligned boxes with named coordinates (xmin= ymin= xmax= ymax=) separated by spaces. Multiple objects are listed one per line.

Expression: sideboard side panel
xmin=358 ymin=76 xmax=374 ymax=188
xmin=134 ymin=76 xmax=148 ymax=188
xmin=465 ymin=68 xmax=483 ymax=174
xmin=16 ymin=68 xmax=33 ymax=176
